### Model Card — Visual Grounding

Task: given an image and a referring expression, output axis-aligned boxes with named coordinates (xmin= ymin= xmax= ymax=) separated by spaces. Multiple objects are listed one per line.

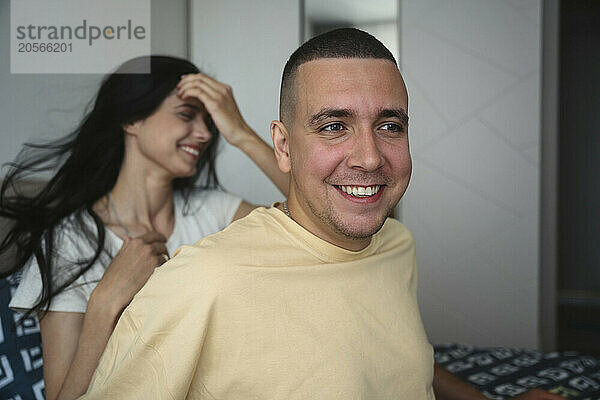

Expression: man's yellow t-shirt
xmin=82 ymin=206 xmax=435 ymax=399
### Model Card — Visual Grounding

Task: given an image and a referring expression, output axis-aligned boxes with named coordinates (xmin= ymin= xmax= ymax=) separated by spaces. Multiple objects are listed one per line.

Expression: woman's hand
xmin=176 ymin=73 xmax=290 ymax=196
xmin=43 ymin=232 xmax=168 ymax=400
xmin=89 ymin=231 xmax=169 ymax=319
xmin=176 ymin=73 xmax=252 ymax=147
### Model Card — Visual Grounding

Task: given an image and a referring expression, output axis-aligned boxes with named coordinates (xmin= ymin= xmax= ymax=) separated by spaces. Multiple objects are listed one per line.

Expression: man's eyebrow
xmin=379 ymin=108 xmax=409 ymax=125
xmin=308 ymin=108 xmax=409 ymax=126
xmin=308 ymin=108 xmax=356 ymax=126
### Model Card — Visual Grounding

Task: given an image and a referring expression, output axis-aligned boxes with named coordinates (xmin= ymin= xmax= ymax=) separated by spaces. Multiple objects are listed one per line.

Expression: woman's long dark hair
xmin=0 ymin=55 xmax=220 ymax=320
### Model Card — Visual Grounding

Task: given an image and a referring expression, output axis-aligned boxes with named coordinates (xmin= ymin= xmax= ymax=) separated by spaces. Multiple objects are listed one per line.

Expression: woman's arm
xmin=41 ymin=232 xmax=169 ymax=400
xmin=231 ymin=200 xmax=259 ymax=221
xmin=177 ymin=74 xmax=289 ymax=196
xmin=228 ymin=123 xmax=289 ymax=196
xmin=433 ymin=362 xmax=567 ymax=400
xmin=433 ymin=362 xmax=488 ymax=400
xmin=40 ymin=307 xmax=117 ymax=400
xmin=39 ymin=312 xmax=84 ymax=400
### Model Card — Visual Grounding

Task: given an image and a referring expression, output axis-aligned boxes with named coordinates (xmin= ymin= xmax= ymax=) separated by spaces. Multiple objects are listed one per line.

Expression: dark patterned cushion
xmin=435 ymin=343 xmax=600 ymax=399
xmin=0 ymin=276 xmax=45 ymax=400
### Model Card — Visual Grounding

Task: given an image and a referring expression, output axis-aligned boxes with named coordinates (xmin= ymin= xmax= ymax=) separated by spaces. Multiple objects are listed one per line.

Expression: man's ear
xmin=122 ymin=120 xmax=142 ymax=136
xmin=270 ymin=120 xmax=291 ymax=174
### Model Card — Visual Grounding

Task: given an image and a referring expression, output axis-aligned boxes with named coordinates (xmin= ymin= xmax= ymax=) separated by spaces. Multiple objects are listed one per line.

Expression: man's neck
xmin=281 ymin=199 xmax=372 ymax=252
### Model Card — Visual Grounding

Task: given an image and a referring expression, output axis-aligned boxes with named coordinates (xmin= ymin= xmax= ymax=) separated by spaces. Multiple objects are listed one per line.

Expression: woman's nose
xmin=192 ymin=120 xmax=212 ymax=143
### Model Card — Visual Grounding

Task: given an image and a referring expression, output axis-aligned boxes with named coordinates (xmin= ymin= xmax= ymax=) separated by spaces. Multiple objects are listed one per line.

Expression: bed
xmin=434 ymin=343 xmax=600 ymax=399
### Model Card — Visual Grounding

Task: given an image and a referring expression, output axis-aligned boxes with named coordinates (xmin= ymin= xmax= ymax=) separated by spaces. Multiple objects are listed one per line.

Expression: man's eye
xmin=380 ymin=123 xmax=404 ymax=133
xmin=321 ymin=123 xmax=344 ymax=132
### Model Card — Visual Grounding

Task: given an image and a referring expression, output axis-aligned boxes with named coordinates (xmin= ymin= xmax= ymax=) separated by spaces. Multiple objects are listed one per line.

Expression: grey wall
xmin=400 ymin=0 xmax=542 ymax=348
xmin=150 ymin=0 xmax=188 ymax=59
xmin=187 ymin=0 xmax=547 ymax=347
xmin=3 ymin=0 xmax=549 ymax=349
xmin=189 ymin=0 xmax=300 ymax=205
xmin=0 ymin=0 xmax=188 ymax=170
xmin=0 ymin=1 xmax=98 ymax=170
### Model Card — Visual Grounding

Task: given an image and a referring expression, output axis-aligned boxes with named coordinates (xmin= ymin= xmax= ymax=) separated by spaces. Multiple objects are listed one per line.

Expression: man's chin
xmin=333 ymin=215 xmax=389 ymax=240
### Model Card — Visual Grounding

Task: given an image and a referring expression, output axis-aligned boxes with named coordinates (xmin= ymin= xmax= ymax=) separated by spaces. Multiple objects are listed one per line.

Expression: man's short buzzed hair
xmin=279 ymin=28 xmax=398 ymax=126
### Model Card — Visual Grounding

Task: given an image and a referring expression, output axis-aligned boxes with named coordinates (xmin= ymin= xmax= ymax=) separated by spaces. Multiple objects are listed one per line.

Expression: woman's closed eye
xmin=179 ymin=112 xmax=195 ymax=121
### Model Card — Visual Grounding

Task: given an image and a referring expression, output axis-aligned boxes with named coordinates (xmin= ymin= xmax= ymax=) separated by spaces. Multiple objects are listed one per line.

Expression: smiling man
xmin=80 ymin=28 xmax=435 ymax=399
xmin=80 ymin=28 xmax=561 ymax=400
xmin=271 ymin=55 xmax=412 ymax=252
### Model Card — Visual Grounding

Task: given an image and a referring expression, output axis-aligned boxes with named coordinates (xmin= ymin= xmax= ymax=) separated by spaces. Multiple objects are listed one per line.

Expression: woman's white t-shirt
xmin=9 ymin=189 xmax=242 ymax=314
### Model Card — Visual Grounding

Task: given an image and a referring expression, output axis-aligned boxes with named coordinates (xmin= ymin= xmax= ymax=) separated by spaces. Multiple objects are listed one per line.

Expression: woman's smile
xmin=178 ymin=144 xmax=201 ymax=160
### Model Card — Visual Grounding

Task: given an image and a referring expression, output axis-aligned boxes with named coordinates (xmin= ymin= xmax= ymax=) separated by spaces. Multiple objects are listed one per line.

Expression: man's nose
xmin=346 ymin=128 xmax=385 ymax=171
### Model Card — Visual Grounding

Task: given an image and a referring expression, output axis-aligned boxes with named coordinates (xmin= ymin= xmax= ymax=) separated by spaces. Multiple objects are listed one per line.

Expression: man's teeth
xmin=180 ymin=146 xmax=199 ymax=157
xmin=338 ymin=185 xmax=381 ymax=197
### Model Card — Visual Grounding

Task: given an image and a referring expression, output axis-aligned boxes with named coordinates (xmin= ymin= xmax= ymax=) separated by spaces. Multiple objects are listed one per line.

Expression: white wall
xmin=0 ymin=1 xmax=97 ymax=169
xmin=190 ymin=0 xmax=300 ymax=205
xmin=0 ymin=0 xmax=188 ymax=169
xmin=150 ymin=0 xmax=188 ymax=58
xmin=1 ymin=0 xmax=296 ymax=205
xmin=2 ymin=0 xmax=545 ymax=349
xmin=190 ymin=0 xmax=545 ymax=349
xmin=400 ymin=0 xmax=542 ymax=348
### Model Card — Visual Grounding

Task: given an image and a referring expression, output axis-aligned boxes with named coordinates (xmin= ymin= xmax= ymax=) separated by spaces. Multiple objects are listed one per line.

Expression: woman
xmin=0 ymin=56 xmax=287 ymax=400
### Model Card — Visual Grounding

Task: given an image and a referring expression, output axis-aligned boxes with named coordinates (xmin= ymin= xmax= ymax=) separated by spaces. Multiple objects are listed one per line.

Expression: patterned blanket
xmin=435 ymin=343 xmax=600 ymax=399
xmin=0 ymin=276 xmax=44 ymax=400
